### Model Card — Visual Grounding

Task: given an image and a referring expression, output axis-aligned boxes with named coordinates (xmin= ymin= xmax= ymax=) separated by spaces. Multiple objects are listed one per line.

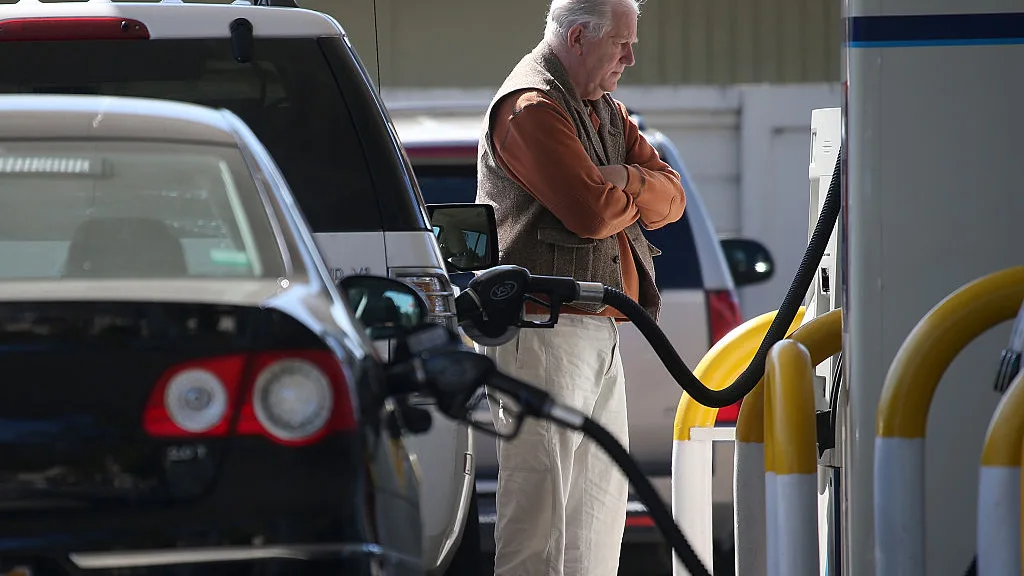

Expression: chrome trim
xmin=69 ymin=543 xmax=421 ymax=570
xmin=432 ymin=429 xmax=476 ymax=573
xmin=575 ymin=281 xmax=605 ymax=304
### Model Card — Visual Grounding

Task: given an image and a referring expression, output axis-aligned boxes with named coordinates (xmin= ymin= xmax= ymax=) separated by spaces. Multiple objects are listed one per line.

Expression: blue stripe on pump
xmin=848 ymin=12 xmax=1024 ymax=48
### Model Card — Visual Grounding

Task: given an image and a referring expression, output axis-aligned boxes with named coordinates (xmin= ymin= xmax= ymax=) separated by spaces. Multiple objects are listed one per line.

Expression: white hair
xmin=543 ymin=0 xmax=641 ymax=47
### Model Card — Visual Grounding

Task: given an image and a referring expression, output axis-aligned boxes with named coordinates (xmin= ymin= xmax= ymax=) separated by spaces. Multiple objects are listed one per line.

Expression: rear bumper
xmin=68 ymin=542 xmax=416 ymax=570
xmin=0 ymin=543 xmax=418 ymax=575
xmin=0 ymin=436 xmax=423 ymax=575
xmin=0 ymin=435 xmax=366 ymax=526
xmin=0 ymin=507 xmax=415 ymax=576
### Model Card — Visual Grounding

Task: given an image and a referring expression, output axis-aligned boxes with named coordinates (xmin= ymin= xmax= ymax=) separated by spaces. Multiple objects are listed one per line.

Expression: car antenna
xmin=372 ymin=0 xmax=382 ymax=94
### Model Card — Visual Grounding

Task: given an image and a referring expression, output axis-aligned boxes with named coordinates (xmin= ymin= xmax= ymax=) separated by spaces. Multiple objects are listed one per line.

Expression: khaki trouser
xmin=480 ymin=314 xmax=629 ymax=576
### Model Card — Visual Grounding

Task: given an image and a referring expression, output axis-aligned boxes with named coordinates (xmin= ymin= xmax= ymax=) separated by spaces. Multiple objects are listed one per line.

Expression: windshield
xmin=0 ymin=38 xmax=384 ymax=233
xmin=0 ymin=140 xmax=287 ymax=280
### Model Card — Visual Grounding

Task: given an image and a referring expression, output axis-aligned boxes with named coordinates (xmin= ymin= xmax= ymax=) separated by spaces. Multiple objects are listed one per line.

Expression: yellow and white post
xmin=671 ymin=308 xmax=805 ymax=575
xmin=764 ymin=340 xmax=819 ymax=576
xmin=734 ymin=382 xmax=766 ymax=576
xmin=733 ymin=308 xmax=841 ymax=576
xmin=976 ymin=369 xmax=1024 ymax=574
xmin=874 ymin=266 xmax=1024 ymax=575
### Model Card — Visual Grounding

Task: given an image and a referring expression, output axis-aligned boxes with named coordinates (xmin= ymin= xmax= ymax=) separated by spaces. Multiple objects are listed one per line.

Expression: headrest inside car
xmin=63 ymin=217 xmax=188 ymax=278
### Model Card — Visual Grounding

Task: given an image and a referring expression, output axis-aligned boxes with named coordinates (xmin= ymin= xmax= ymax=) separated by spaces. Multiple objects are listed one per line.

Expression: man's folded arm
xmin=491 ymin=90 xmax=640 ymax=239
xmin=616 ymin=101 xmax=686 ymax=230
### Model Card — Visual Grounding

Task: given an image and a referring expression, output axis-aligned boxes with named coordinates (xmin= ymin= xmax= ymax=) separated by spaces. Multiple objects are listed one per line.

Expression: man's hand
xmin=597 ymin=164 xmax=629 ymax=190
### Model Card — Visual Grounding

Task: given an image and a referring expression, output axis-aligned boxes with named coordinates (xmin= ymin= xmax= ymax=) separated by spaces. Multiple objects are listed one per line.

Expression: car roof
xmin=0 ymin=94 xmax=239 ymax=144
xmin=389 ymin=105 xmax=483 ymax=155
xmin=0 ymin=0 xmax=344 ymax=39
xmin=388 ymin=102 xmax=651 ymax=151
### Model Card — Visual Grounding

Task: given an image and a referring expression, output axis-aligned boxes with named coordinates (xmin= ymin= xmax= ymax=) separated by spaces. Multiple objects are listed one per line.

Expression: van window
xmin=0 ymin=38 xmax=381 ymax=233
xmin=412 ymin=162 xmax=705 ymax=289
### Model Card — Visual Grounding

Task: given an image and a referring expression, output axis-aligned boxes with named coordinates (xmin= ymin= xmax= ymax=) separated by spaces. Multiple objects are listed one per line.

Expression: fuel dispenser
xmin=839 ymin=5 xmax=1024 ymax=574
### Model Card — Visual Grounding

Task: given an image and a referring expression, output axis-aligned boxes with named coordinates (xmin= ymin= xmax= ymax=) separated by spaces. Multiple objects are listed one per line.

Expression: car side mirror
xmin=338 ymin=275 xmax=430 ymax=341
xmin=427 ymin=203 xmax=499 ymax=273
xmin=719 ymin=237 xmax=775 ymax=287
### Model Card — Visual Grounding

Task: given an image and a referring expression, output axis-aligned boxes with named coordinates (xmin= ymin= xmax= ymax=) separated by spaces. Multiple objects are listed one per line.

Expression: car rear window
xmin=412 ymin=162 xmax=704 ymax=289
xmin=0 ymin=140 xmax=286 ymax=280
xmin=0 ymin=37 xmax=425 ymax=233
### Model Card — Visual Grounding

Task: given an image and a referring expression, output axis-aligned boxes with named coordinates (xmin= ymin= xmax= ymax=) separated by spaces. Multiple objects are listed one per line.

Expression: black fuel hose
xmin=577 ymin=416 xmax=710 ymax=576
xmin=602 ymin=152 xmax=842 ymax=407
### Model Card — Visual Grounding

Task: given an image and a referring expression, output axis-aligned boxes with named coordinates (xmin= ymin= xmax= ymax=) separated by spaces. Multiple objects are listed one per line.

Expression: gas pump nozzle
xmin=454 ymin=265 xmax=603 ymax=347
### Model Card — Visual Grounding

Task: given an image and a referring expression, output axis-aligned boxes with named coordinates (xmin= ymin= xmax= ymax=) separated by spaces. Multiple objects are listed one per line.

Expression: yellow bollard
xmin=763 ymin=360 xmax=777 ymax=576
xmin=875 ymin=265 xmax=1024 ymax=576
xmin=734 ymin=308 xmax=842 ymax=576
xmin=764 ymin=340 xmax=819 ymax=576
xmin=674 ymin=307 xmax=807 ymax=441
xmin=670 ymin=307 xmax=805 ymax=575
xmin=976 ymin=369 xmax=1024 ymax=574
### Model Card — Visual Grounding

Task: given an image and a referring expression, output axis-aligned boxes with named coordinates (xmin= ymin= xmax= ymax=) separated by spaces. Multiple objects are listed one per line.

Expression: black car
xmin=0 ymin=1 xmax=495 ymax=573
xmin=0 ymin=93 xmax=428 ymax=576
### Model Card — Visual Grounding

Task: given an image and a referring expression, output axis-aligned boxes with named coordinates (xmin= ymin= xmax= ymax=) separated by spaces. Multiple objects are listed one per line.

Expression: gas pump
xmin=838 ymin=5 xmax=1024 ymax=575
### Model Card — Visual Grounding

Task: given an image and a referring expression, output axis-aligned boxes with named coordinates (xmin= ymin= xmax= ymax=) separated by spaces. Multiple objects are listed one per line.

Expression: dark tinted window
xmin=415 ymin=169 xmax=481 ymax=205
xmin=412 ymin=162 xmax=704 ymax=289
xmin=0 ymin=38 xmax=387 ymax=233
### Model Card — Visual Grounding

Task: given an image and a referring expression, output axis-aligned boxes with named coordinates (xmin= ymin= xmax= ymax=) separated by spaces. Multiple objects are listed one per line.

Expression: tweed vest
xmin=476 ymin=42 xmax=662 ymax=320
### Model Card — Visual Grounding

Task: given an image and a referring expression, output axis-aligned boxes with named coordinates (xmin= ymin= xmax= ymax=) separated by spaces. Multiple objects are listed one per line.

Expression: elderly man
xmin=474 ymin=0 xmax=687 ymax=574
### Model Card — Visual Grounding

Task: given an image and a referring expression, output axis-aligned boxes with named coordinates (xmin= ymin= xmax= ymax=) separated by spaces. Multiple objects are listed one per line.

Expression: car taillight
xmin=144 ymin=350 xmax=355 ymax=445
xmin=706 ymin=289 xmax=744 ymax=423
xmin=391 ymin=269 xmax=458 ymax=330
xmin=0 ymin=17 xmax=150 ymax=41
xmin=235 ymin=351 xmax=352 ymax=446
xmin=144 ymin=355 xmax=245 ymax=438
